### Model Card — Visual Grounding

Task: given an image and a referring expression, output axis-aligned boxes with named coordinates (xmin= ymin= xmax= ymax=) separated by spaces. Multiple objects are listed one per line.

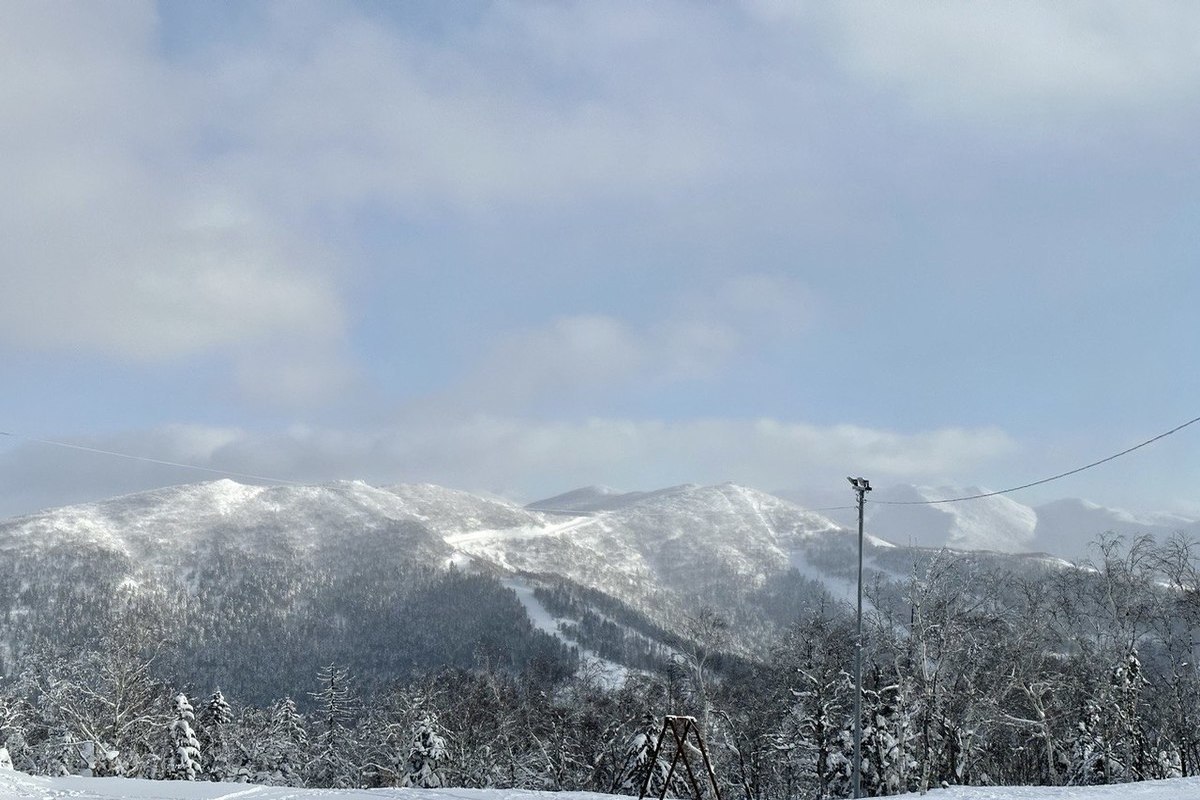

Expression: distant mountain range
xmin=778 ymin=484 xmax=1200 ymax=560
xmin=0 ymin=478 xmax=1187 ymax=701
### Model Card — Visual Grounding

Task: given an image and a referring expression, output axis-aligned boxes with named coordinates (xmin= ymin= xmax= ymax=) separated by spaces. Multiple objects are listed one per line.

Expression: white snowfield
xmin=0 ymin=773 xmax=618 ymax=800
xmin=4 ymin=773 xmax=1200 ymax=800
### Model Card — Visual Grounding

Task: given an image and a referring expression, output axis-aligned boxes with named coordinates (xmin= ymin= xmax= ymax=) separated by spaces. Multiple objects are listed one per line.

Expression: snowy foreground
xmin=4 ymin=773 xmax=1200 ymax=800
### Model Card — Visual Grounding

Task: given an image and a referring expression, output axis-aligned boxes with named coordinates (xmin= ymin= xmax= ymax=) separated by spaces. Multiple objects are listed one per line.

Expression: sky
xmin=2 ymin=0 xmax=1199 ymax=521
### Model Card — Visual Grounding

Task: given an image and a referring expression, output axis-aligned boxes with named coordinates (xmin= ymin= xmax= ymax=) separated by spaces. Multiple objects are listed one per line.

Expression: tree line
xmin=2 ymin=533 xmax=1200 ymax=798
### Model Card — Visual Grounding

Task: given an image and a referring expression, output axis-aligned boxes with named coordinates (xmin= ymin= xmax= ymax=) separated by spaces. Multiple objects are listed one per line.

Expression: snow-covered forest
xmin=4 ymin=533 xmax=1200 ymax=798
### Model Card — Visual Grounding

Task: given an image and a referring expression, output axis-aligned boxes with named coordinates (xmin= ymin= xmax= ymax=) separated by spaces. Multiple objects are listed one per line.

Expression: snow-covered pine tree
xmin=827 ymin=681 xmax=918 ymax=797
xmin=402 ymin=711 xmax=447 ymax=788
xmin=1066 ymin=700 xmax=1107 ymax=785
xmin=868 ymin=680 xmax=919 ymax=795
xmin=36 ymin=728 xmax=83 ymax=777
xmin=613 ymin=714 xmax=684 ymax=797
xmin=199 ymin=689 xmax=234 ymax=781
xmin=789 ymin=667 xmax=851 ymax=799
xmin=305 ymin=664 xmax=359 ymax=788
xmin=165 ymin=693 xmax=202 ymax=781
xmin=0 ymin=693 xmax=29 ymax=774
xmin=1110 ymin=649 xmax=1151 ymax=782
xmin=260 ymin=696 xmax=308 ymax=785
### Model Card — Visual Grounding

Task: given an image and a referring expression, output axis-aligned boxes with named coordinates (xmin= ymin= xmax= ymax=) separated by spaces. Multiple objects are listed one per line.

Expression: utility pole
xmin=847 ymin=476 xmax=871 ymax=799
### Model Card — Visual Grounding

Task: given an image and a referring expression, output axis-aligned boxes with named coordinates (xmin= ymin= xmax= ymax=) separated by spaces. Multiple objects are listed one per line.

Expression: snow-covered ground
xmin=3 ymin=772 xmax=1200 ymax=800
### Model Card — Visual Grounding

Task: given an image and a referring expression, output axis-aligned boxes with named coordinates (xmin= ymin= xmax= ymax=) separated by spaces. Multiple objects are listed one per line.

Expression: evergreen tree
xmin=1110 ymin=650 xmax=1151 ymax=781
xmin=262 ymin=697 xmax=308 ymax=784
xmin=403 ymin=711 xmax=447 ymax=788
xmin=36 ymin=728 xmax=82 ymax=777
xmin=165 ymin=693 xmax=201 ymax=781
xmin=790 ymin=667 xmax=851 ymax=799
xmin=199 ymin=689 xmax=234 ymax=781
xmin=306 ymin=665 xmax=358 ymax=788
xmin=613 ymin=714 xmax=684 ymax=797
xmin=1066 ymin=700 xmax=1107 ymax=785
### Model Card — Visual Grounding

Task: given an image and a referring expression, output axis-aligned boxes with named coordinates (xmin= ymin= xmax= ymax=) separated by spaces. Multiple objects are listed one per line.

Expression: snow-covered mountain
xmin=0 ymin=478 xmax=918 ymax=697
xmin=863 ymin=485 xmax=1039 ymax=552
xmin=782 ymin=484 xmax=1200 ymax=560
xmin=0 ymin=478 xmax=1084 ymax=700
xmin=0 ymin=480 xmax=573 ymax=701
xmin=1031 ymin=498 xmax=1200 ymax=559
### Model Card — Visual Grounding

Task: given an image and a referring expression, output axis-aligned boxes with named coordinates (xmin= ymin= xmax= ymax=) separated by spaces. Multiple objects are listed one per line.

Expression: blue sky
xmin=1 ymin=1 xmax=1198 ymax=520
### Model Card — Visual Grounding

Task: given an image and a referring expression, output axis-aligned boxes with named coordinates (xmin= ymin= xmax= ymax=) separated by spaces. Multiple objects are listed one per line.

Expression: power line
xmin=867 ymin=413 xmax=1200 ymax=507
xmin=0 ymin=431 xmax=301 ymax=486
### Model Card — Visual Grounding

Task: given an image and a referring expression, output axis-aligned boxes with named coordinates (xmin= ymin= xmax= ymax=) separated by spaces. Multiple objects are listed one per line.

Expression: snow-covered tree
xmin=0 ymin=692 xmax=30 ymax=774
xmin=1110 ymin=649 xmax=1151 ymax=781
xmin=789 ymin=666 xmax=851 ymax=799
xmin=198 ymin=689 xmax=234 ymax=781
xmin=1066 ymin=700 xmax=1107 ymax=785
xmin=259 ymin=696 xmax=308 ymax=784
xmin=306 ymin=664 xmax=358 ymax=788
xmin=165 ymin=693 xmax=201 ymax=781
xmin=35 ymin=727 xmax=84 ymax=776
xmin=402 ymin=711 xmax=447 ymax=788
xmin=612 ymin=714 xmax=685 ymax=797
xmin=827 ymin=681 xmax=918 ymax=798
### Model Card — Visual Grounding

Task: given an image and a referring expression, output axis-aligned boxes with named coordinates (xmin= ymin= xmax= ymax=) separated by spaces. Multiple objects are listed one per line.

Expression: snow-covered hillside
xmin=2 ymin=770 xmax=1200 ymax=800
xmin=0 ymin=476 xmax=1144 ymax=700
xmin=782 ymin=484 xmax=1200 ymax=561
xmin=0 ymin=480 xmax=574 ymax=701
xmin=471 ymin=482 xmax=848 ymax=613
xmin=5 ymin=476 xmax=987 ymax=698
xmin=865 ymin=485 xmax=1038 ymax=552
xmin=1032 ymin=498 xmax=1200 ymax=560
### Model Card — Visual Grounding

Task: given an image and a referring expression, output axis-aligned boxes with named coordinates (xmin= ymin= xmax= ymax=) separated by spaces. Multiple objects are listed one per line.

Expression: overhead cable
xmin=0 ymin=430 xmax=301 ymax=486
xmin=867 ymin=413 xmax=1200 ymax=506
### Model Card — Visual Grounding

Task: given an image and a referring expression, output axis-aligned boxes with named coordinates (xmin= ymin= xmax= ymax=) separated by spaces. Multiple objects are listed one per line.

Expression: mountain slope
xmin=0 ymin=478 xmax=1084 ymax=701
xmin=784 ymin=483 xmax=1199 ymax=560
xmin=864 ymin=485 xmax=1038 ymax=552
xmin=454 ymin=482 xmax=862 ymax=644
xmin=1032 ymin=498 xmax=1200 ymax=558
xmin=0 ymin=480 xmax=570 ymax=702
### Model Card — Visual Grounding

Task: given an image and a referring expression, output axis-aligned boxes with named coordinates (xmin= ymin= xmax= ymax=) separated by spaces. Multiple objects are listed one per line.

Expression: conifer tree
xmin=613 ymin=714 xmax=684 ymax=797
xmin=403 ymin=711 xmax=447 ymax=788
xmin=306 ymin=665 xmax=358 ymax=788
xmin=165 ymin=693 xmax=201 ymax=781
xmin=1067 ymin=700 xmax=1107 ymax=785
xmin=199 ymin=689 xmax=233 ymax=781
xmin=263 ymin=697 xmax=308 ymax=784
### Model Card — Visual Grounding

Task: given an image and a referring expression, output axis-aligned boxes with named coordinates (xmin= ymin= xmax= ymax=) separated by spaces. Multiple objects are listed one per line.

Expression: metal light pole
xmin=847 ymin=476 xmax=871 ymax=799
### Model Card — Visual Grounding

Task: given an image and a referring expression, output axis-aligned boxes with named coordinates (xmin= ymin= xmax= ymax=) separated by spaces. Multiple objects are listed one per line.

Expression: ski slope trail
xmin=442 ymin=513 xmax=602 ymax=546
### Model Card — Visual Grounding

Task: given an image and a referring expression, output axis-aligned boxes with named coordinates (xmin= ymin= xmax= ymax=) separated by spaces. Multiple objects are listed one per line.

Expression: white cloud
xmin=756 ymin=1 xmax=1200 ymax=124
xmin=455 ymin=274 xmax=811 ymax=408
xmin=0 ymin=417 xmax=1016 ymax=518
xmin=0 ymin=3 xmax=344 ymax=362
xmin=233 ymin=344 xmax=362 ymax=411
xmin=200 ymin=3 xmax=727 ymax=215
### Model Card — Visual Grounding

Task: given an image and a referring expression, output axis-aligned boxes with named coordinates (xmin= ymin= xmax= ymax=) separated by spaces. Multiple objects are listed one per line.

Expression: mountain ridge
xmin=0 ymin=477 xmax=1179 ymax=701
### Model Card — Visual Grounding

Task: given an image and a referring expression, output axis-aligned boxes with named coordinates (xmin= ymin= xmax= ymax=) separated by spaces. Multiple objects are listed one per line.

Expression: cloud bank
xmin=0 ymin=418 xmax=1016 ymax=519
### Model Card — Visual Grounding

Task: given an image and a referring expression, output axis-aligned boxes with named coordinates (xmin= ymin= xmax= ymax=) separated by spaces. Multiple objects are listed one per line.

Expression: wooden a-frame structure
xmin=637 ymin=715 xmax=722 ymax=800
